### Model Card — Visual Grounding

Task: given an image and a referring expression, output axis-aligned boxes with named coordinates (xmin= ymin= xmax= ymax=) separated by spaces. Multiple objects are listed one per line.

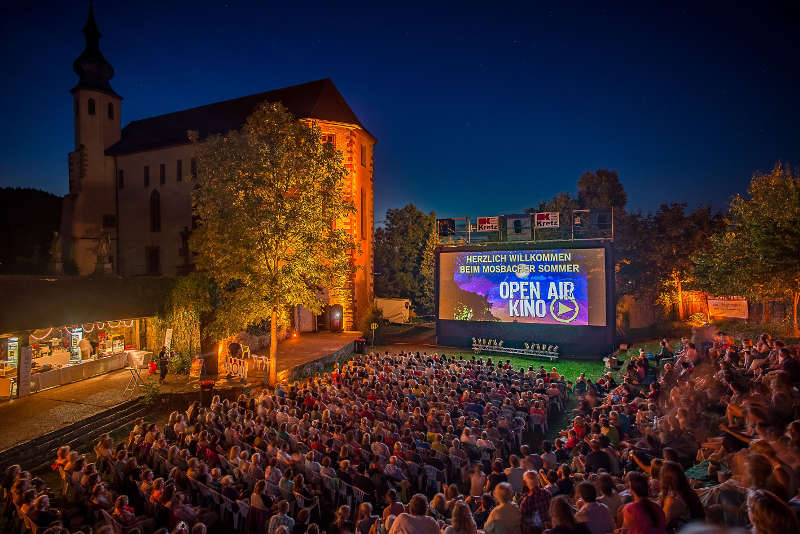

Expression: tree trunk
xmin=199 ymin=312 xmax=218 ymax=375
xmin=200 ymin=335 xmax=218 ymax=376
xmin=676 ymin=275 xmax=684 ymax=320
xmin=269 ymin=308 xmax=278 ymax=387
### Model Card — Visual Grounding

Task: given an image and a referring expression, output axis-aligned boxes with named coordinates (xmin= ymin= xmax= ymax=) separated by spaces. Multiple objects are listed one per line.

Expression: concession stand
xmin=0 ymin=276 xmax=170 ymax=399
xmin=19 ymin=320 xmax=139 ymax=393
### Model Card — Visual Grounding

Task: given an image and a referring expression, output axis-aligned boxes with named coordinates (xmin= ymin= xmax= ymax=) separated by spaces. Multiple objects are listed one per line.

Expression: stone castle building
xmin=61 ymin=5 xmax=375 ymax=330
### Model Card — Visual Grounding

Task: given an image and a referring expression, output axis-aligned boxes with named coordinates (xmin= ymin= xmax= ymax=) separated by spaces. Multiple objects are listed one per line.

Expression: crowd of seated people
xmin=1 ymin=336 xmax=799 ymax=534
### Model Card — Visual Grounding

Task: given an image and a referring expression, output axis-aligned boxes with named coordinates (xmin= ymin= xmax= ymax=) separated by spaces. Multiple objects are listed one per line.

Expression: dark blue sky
xmin=1 ymin=2 xmax=798 ymax=220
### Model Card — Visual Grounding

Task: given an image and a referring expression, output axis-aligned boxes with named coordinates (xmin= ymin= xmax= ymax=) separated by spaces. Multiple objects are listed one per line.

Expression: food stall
xmin=0 ymin=275 xmax=173 ymax=399
xmin=22 ymin=320 xmax=140 ymax=393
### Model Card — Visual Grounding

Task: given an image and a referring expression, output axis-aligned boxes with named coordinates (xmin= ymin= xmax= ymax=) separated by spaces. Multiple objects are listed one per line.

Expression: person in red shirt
xmin=621 ymin=472 xmax=666 ymax=534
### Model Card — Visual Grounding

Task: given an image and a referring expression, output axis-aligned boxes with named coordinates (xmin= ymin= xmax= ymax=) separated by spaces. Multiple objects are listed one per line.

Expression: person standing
xmin=158 ymin=346 xmax=169 ymax=383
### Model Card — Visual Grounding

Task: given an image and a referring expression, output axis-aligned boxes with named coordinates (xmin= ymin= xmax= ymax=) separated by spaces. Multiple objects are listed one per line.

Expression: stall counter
xmin=28 ymin=351 xmax=130 ymax=393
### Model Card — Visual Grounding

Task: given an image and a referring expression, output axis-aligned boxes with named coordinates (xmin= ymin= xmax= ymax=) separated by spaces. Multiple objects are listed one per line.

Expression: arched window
xmin=150 ymin=190 xmax=161 ymax=232
xmin=88 ymin=98 xmax=96 ymax=115
xmin=107 ymin=103 xmax=114 ymax=120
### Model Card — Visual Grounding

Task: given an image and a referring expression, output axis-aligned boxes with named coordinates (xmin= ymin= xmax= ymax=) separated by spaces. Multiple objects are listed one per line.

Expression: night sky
xmin=1 ymin=2 xmax=798 ymax=220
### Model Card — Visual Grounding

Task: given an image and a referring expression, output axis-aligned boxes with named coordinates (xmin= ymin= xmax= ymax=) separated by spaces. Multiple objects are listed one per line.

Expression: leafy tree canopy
xmin=373 ymin=204 xmax=436 ymax=315
xmin=693 ymin=163 xmax=800 ymax=329
xmin=190 ymin=102 xmax=354 ymax=383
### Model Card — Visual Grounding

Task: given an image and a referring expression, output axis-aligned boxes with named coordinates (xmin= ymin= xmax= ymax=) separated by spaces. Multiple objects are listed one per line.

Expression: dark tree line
xmin=0 ymin=187 xmax=62 ymax=274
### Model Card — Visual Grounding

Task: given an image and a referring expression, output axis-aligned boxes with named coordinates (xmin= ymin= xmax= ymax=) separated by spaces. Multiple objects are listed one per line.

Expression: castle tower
xmin=62 ymin=1 xmax=122 ymax=274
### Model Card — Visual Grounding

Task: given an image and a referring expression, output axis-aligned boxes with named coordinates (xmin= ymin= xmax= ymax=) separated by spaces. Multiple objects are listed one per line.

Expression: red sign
xmin=476 ymin=216 xmax=499 ymax=231
xmin=535 ymin=212 xmax=560 ymax=228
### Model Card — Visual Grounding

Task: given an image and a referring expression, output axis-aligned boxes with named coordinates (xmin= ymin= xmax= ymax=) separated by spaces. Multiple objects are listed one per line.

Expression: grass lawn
xmin=459 ymin=337 xmax=681 ymax=442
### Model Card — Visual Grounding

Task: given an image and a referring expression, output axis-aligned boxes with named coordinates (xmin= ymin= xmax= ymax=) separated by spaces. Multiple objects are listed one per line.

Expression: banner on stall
xmin=17 ymin=346 xmax=32 ymax=397
xmin=707 ymin=298 xmax=748 ymax=319
xmin=224 ymin=356 xmax=248 ymax=380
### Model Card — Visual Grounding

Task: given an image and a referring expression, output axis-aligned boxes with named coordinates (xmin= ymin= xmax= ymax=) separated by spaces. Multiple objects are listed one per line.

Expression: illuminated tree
xmin=156 ymin=272 xmax=211 ymax=373
xmin=418 ymin=221 xmax=438 ymax=315
xmin=648 ymin=204 xmax=721 ymax=319
xmin=695 ymin=164 xmax=800 ymax=330
xmin=190 ymin=102 xmax=355 ymax=385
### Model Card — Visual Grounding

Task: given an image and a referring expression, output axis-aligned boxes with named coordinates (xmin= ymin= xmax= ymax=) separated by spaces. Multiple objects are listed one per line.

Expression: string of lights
xmin=26 ymin=319 xmax=139 ymax=341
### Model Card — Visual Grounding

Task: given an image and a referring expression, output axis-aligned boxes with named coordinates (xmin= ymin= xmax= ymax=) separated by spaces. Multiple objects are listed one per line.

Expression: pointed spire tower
xmin=72 ymin=0 xmax=118 ymax=95
xmin=64 ymin=1 xmax=122 ymax=275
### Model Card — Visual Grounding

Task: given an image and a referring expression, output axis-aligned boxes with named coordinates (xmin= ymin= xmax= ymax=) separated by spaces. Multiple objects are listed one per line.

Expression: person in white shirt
xmin=504 ymin=455 xmax=526 ymax=494
xmin=574 ymin=482 xmax=615 ymax=534
xmin=469 ymin=464 xmax=487 ymax=497
xmin=388 ymin=494 xmax=440 ymax=534
xmin=541 ymin=441 xmax=557 ymax=471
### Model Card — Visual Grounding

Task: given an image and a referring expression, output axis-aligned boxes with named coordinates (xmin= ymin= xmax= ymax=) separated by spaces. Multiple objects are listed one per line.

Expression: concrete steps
xmin=0 ymin=399 xmax=147 ymax=472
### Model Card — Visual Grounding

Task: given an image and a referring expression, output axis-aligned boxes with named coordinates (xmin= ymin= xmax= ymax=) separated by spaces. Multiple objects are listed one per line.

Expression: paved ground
xmin=0 ymin=331 xmax=358 ymax=451
xmin=272 ymin=331 xmax=359 ymax=372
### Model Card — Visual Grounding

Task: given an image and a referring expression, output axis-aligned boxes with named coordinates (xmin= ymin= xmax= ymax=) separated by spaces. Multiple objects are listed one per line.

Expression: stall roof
xmin=0 ymin=276 xmax=172 ymax=334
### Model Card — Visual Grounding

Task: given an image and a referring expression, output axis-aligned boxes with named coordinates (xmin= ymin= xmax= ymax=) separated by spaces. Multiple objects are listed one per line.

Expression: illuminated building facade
xmin=61 ymin=5 xmax=374 ymax=330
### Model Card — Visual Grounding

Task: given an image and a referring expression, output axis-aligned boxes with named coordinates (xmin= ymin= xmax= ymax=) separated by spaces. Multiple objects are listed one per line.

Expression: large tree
xmin=0 ymin=187 xmax=62 ymax=273
xmin=373 ymin=204 xmax=436 ymax=315
xmin=646 ymin=203 xmax=722 ymax=318
xmin=694 ymin=164 xmax=800 ymax=330
xmin=417 ymin=223 xmax=438 ymax=315
xmin=190 ymin=102 xmax=355 ymax=385
xmin=577 ymin=169 xmax=627 ymax=210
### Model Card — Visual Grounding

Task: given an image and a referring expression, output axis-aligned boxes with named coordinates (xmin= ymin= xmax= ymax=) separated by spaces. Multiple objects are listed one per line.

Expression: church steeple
xmin=72 ymin=1 xmax=118 ymax=96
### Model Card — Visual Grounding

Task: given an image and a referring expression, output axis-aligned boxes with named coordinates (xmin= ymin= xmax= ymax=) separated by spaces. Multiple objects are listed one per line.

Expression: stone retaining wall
xmin=284 ymin=340 xmax=355 ymax=383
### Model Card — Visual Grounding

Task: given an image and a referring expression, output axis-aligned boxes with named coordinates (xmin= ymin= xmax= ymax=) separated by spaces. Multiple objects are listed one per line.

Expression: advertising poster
xmin=707 ymin=298 xmax=748 ymax=319
xmin=17 ymin=346 xmax=32 ymax=397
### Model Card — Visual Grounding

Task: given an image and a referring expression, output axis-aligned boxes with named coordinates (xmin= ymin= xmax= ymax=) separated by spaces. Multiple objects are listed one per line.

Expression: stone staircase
xmin=0 ymin=399 xmax=147 ymax=472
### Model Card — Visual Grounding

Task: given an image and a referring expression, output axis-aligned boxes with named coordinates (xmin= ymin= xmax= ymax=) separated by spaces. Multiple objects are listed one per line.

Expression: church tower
xmin=62 ymin=1 xmax=122 ymax=274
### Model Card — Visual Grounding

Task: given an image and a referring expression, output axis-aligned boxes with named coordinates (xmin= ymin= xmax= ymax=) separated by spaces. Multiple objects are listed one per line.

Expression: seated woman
xmin=27 ymin=494 xmax=62 ymax=530
xmin=90 ymin=482 xmax=114 ymax=512
xmin=171 ymin=491 xmax=217 ymax=527
xmin=113 ymin=495 xmax=155 ymax=533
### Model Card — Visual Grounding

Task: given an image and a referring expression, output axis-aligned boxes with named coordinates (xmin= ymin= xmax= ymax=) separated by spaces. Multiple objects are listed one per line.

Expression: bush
xmin=169 ymin=351 xmax=193 ymax=375
xmin=140 ymin=379 xmax=161 ymax=406
xmin=711 ymin=318 xmax=798 ymax=341
xmin=688 ymin=312 xmax=708 ymax=327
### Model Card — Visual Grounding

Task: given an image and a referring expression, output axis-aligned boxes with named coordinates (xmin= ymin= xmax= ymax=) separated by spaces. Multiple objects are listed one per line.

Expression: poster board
xmin=535 ymin=212 xmax=560 ymax=228
xmin=476 ymin=216 xmax=499 ymax=232
xmin=707 ymin=298 xmax=748 ymax=319
xmin=189 ymin=358 xmax=205 ymax=377
xmin=224 ymin=356 xmax=248 ymax=380
xmin=17 ymin=346 xmax=32 ymax=397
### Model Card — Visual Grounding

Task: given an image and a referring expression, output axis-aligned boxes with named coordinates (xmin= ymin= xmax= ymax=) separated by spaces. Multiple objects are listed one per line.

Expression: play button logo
xmin=550 ymin=297 xmax=580 ymax=324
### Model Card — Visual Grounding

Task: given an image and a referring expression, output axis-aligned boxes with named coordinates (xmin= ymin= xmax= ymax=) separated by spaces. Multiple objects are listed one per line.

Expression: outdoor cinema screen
xmin=438 ymin=248 xmax=607 ymax=326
